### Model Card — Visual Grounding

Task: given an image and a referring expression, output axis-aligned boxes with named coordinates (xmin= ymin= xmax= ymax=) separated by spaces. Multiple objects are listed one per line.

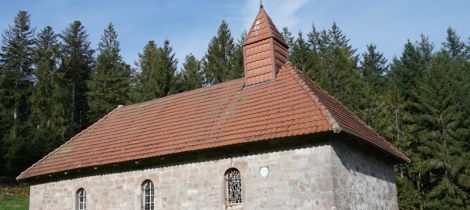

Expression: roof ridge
xmin=284 ymin=62 xmax=340 ymax=133
xmin=125 ymin=78 xmax=244 ymax=109
xmin=16 ymin=105 xmax=124 ymax=180
xmin=297 ymin=70 xmax=392 ymax=142
xmin=287 ymin=63 xmax=409 ymax=162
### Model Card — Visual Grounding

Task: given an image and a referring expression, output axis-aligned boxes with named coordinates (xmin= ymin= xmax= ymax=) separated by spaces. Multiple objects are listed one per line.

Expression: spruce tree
xmin=202 ymin=20 xmax=238 ymax=85
xmin=137 ymin=41 xmax=159 ymax=101
xmin=177 ymin=53 xmax=204 ymax=92
xmin=357 ymin=44 xmax=388 ymax=128
xmin=305 ymin=24 xmax=326 ymax=83
xmin=230 ymin=32 xmax=245 ymax=80
xmin=59 ymin=21 xmax=94 ymax=135
xmin=443 ymin=27 xmax=466 ymax=59
xmin=137 ymin=40 xmax=177 ymax=101
xmin=155 ymin=39 xmax=178 ymax=96
xmin=290 ymin=32 xmax=313 ymax=74
xmin=389 ymin=35 xmax=433 ymax=100
xmin=0 ymin=11 xmax=35 ymax=176
xmin=321 ymin=23 xmax=360 ymax=110
xmin=50 ymin=62 xmax=70 ymax=143
xmin=30 ymin=26 xmax=61 ymax=158
xmin=307 ymin=24 xmax=328 ymax=54
xmin=281 ymin=27 xmax=294 ymax=50
xmin=128 ymin=66 xmax=142 ymax=103
xmin=411 ymin=53 xmax=469 ymax=209
xmin=87 ymin=23 xmax=131 ymax=122
xmin=387 ymin=36 xmax=434 ymax=209
xmin=287 ymin=23 xmax=361 ymax=111
xmin=360 ymin=44 xmax=387 ymax=89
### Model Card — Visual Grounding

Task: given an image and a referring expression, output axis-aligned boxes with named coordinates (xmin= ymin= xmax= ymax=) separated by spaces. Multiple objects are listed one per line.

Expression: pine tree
xmin=357 ymin=44 xmax=388 ymax=128
xmin=177 ymin=53 xmax=204 ymax=92
xmin=30 ymin=26 xmax=61 ymax=158
xmin=386 ymin=36 xmax=435 ymax=209
xmin=128 ymin=66 xmax=142 ymax=103
xmin=443 ymin=27 xmax=466 ymax=59
xmin=137 ymin=41 xmax=158 ymax=101
xmin=50 ymin=62 xmax=70 ymax=143
xmin=360 ymin=44 xmax=387 ymax=89
xmin=87 ymin=23 xmax=131 ymax=122
xmin=411 ymin=52 xmax=469 ymax=209
xmin=467 ymin=36 xmax=470 ymax=57
xmin=321 ymin=23 xmax=360 ymax=110
xmin=281 ymin=27 xmax=294 ymax=50
xmin=137 ymin=40 xmax=177 ymax=101
xmin=305 ymin=24 xmax=326 ymax=83
xmin=0 ymin=11 xmax=35 ymax=176
xmin=374 ymin=82 xmax=424 ymax=210
xmin=59 ymin=21 xmax=95 ymax=135
xmin=389 ymin=35 xmax=433 ymax=100
xmin=155 ymin=39 xmax=178 ymax=96
xmin=202 ymin=20 xmax=238 ymax=85
xmin=290 ymin=32 xmax=313 ymax=74
xmin=230 ymin=32 xmax=246 ymax=80
xmin=307 ymin=24 xmax=328 ymax=54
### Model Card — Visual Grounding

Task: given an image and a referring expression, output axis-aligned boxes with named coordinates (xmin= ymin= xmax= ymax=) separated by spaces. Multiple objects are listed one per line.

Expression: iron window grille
xmin=225 ymin=168 xmax=242 ymax=206
xmin=142 ymin=180 xmax=155 ymax=210
xmin=76 ymin=188 xmax=86 ymax=210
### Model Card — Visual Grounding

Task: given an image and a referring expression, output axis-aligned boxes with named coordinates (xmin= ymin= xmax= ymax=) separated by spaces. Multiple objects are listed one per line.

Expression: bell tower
xmin=243 ymin=6 xmax=289 ymax=86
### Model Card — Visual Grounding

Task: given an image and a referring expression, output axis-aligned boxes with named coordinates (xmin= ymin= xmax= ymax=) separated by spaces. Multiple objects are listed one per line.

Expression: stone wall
xmin=30 ymin=143 xmax=336 ymax=210
xmin=29 ymin=139 xmax=398 ymax=210
xmin=331 ymin=140 xmax=399 ymax=210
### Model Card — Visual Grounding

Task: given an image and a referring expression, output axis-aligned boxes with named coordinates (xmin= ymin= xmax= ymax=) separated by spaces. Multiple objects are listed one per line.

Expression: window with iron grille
xmin=225 ymin=168 xmax=242 ymax=206
xmin=76 ymin=188 xmax=86 ymax=210
xmin=142 ymin=180 xmax=155 ymax=210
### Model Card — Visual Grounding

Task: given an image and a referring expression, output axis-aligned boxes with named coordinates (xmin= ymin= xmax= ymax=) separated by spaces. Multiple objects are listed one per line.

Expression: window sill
xmin=225 ymin=204 xmax=243 ymax=210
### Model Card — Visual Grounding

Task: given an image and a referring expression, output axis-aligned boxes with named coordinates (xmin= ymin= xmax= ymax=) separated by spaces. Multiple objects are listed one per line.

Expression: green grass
xmin=0 ymin=194 xmax=28 ymax=210
xmin=0 ymin=186 xmax=29 ymax=210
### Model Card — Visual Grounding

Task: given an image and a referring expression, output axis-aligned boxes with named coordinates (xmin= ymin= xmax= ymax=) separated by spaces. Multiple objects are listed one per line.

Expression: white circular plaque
xmin=259 ymin=166 xmax=269 ymax=177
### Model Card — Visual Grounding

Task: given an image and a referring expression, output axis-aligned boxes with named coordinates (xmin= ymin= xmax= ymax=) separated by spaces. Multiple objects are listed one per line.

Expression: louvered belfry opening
xmin=242 ymin=7 xmax=289 ymax=86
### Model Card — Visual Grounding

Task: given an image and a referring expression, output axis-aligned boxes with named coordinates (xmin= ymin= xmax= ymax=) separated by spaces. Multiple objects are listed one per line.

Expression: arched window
xmin=225 ymin=168 xmax=242 ymax=206
xmin=76 ymin=188 xmax=86 ymax=210
xmin=142 ymin=180 xmax=155 ymax=210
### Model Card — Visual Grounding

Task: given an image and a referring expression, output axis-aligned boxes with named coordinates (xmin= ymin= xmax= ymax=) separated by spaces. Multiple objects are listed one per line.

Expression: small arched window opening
xmin=225 ymin=168 xmax=242 ymax=206
xmin=76 ymin=188 xmax=86 ymax=210
xmin=142 ymin=180 xmax=155 ymax=210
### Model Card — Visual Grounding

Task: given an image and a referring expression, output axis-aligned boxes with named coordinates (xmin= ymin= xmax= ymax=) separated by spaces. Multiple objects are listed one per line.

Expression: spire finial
xmin=260 ymin=0 xmax=263 ymax=9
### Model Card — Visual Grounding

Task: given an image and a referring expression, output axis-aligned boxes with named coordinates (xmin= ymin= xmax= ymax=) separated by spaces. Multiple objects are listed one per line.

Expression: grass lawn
xmin=0 ymin=185 xmax=29 ymax=210
xmin=0 ymin=194 xmax=28 ymax=210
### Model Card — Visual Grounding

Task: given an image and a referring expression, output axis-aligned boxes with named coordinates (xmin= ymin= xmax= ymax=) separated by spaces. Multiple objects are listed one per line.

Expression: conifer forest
xmin=0 ymin=10 xmax=469 ymax=209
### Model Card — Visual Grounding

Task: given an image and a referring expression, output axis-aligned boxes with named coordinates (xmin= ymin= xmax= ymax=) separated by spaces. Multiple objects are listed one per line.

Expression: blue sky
xmin=1 ymin=0 xmax=469 ymax=68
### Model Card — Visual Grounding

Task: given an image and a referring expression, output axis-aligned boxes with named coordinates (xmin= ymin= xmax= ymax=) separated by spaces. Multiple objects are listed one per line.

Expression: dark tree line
xmin=0 ymin=11 xmax=468 ymax=209
xmin=0 ymin=11 xmax=243 ymax=180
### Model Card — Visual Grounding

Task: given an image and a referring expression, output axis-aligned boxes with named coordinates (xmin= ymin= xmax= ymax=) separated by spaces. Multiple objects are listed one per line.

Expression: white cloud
xmin=241 ymin=0 xmax=308 ymax=32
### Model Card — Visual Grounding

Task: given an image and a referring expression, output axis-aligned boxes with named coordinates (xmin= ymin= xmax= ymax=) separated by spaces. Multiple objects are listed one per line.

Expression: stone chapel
xmin=18 ymin=5 xmax=409 ymax=210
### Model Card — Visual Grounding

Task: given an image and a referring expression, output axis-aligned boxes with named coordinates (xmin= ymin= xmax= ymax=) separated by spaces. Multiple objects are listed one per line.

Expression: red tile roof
xmin=17 ymin=6 xmax=409 ymax=181
xmin=17 ymin=62 xmax=409 ymax=180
